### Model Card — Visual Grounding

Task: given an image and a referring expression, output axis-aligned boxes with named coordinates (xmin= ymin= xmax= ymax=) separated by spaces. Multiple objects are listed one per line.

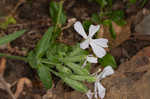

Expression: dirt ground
xmin=0 ymin=0 xmax=150 ymax=99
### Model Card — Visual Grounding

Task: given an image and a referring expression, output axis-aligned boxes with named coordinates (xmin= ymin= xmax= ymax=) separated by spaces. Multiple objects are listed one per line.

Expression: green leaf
xmin=108 ymin=10 xmax=126 ymax=26
xmin=56 ymin=43 xmax=69 ymax=56
xmin=46 ymin=43 xmax=69 ymax=62
xmin=91 ymin=13 xmax=100 ymax=24
xmin=62 ymin=55 xmax=86 ymax=63
xmin=69 ymin=44 xmax=88 ymax=56
xmin=109 ymin=22 xmax=116 ymax=39
xmin=102 ymin=19 xmax=112 ymax=26
xmin=65 ymin=62 xmax=89 ymax=75
xmin=47 ymin=70 xmax=88 ymax=92
xmin=49 ymin=1 xmax=66 ymax=26
xmin=56 ymin=64 xmax=72 ymax=74
xmin=0 ymin=30 xmax=26 ymax=45
xmin=83 ymin=20 xmax=92 ymax=32
xmin=46 ymin=45 xmax=59 ymax=63
xmin=27 ymin=51 xmax=38 ymax=69
xmin=69 ymin=75 xmax=96 ymax=83
xmin=38 ymin=64 xmax=52 ymax=89
xmin=98 ymin=53 xmax=117 ymax=69
xmin=62 ymin=77 xmax=88 ymax=92
xmin=111 ymin=10 xmax=124 ymax=19
xmin=35 ymin=27 xmax=54 ymax=58
xmin=84 ymin=62 xmax=91 ymax=71
xmin=113 ymin=19 xmax=127 ymax=26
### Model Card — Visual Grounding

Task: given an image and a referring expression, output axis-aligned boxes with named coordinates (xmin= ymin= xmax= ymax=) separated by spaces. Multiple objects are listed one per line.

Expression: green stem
xmin=0 ymin=53 xmax=28 ymax=62
xmin=54 ymin=1 xmax=63 ymax=32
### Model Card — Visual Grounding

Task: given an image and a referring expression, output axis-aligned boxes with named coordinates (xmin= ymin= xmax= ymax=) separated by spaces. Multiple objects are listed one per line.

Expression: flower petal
xmin=74 ymin=21 xmax=87 ymax=39
xmin=86 ymin=90 xmax=93 ymax=99
xmin=94 ymin=82 xmax=98 ymax=99
xmin=80 ymin=39 xmax=89 ymax=49
xmin=89 ymin=25 xmax=100 ymax=38
xmin=92 ymin=38 xmax=108 ymax=48
xmin=97 ymin=66 xmax=114 ymax=81
xmin=97 ymin=82 xmax=106 ymax=99
xmin=87 ymin=55 xmax=98 ymax=63
xmin=90 ymin=40 xmax=106 ymax=58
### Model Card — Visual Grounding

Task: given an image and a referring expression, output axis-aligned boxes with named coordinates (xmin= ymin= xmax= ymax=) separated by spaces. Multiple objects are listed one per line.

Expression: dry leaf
xmin=112 ymin=21 xmax=122 ymax=35
xmin=102 ymin=20 xmax=131 ymax=48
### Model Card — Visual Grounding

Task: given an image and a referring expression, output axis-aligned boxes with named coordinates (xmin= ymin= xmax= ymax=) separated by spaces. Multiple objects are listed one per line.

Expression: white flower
xmin=94 ymin=66 xmax=114 ymax=99
xmin=82 ymin=55 xmax=98 ymax=68
xmin=86 ymin=90 xmax=93 ymax=99
xmin=86 ymin=55 xmax=98 ymax=63
xmin=94 ymin=81 xmax=106 ymax=99
xmin=74 ymin=21 xmax=108 ymax=58
xmin=96 ymin=66 xmax=115 ymax=81
xmin=86 ymin=66 xmax=114 ymax=99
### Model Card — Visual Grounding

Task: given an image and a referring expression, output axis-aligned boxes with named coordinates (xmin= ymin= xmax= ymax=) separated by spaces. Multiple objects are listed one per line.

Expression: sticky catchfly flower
xmin=82 ymin=55 xmax=98 ymax=68
xmin=86 ymin=66 xmax=114 ymax=99
xmin=74 ymin=21 xmax=108 ymax=58
xmin=94 ymin=66 xmax=114 ymax=99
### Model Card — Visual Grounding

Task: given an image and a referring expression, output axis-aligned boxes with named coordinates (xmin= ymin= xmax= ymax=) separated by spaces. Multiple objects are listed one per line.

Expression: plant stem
xmin=0 ymin=53 xmax=27 ymax=62
xmin=54 ymin=1 xmax=63 ymax=32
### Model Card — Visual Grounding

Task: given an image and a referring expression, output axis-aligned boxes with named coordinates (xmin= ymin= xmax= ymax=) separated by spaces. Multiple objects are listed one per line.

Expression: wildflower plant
xmin=0 ymin=0 xmax=117 ymax=99
xmin=88 ymin=0 xmax=126 ymax=39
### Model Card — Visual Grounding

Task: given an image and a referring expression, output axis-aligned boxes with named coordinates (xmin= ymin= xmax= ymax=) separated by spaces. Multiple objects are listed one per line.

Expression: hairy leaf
xmin=0 ymin=30 xmax=26 ymax=45
xmin=38 ymin=64 xmax=52 ymax=89
xmin=109 ymin=22 xmax=116 ymax=39
xmin=56 ymin=64 xmax=72 ymax=74
xmin=27 ymin=51 xmax=38 ymax=69
xmin=99 ymin=53 xmax=117 ymax=68
xmin=65 ymin=62 xmax=89 ymax=75
xmin=69 ymin=75 xmax=96 ymax=83
xmin=62 ymin=77 xmax=88 ymax=92
xmin=35 ymin=27 xmax=54 ymax=58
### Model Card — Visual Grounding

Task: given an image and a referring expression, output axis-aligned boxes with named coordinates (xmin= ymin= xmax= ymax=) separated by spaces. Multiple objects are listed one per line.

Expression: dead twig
xmin=15 ymin=77 xmax=32 ymax=99
xmin=62 ymin=18 xmax=77 ymax=31
xmin=0 ymin=58 xmax=16 ymax=99
xmin=59 ymin=18 xmax=76 ymax=42
xmin=7 ymin=43 xmax=27 ymax=56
